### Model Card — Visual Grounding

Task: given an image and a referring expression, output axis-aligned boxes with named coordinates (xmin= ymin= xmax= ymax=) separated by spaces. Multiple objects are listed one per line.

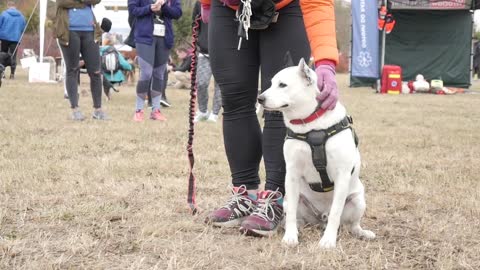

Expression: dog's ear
xmin=298 ymin=58 xmax=313 ymax=86
xmin=283 ymin=51 xmax=294 ymax=68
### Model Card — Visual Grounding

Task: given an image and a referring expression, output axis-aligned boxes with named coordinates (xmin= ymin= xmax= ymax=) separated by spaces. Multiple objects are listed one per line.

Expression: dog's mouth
xmin=263 ymin=104 xmax=289 ymax=110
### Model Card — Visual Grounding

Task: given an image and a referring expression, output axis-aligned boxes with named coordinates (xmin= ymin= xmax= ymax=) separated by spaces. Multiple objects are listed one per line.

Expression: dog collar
xmin=290 ymin=104 xmax=327 ymax=125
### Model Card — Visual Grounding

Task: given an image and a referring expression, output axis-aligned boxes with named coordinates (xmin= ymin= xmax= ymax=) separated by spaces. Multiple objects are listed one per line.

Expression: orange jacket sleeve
xmin=300 ymin=0 xmax=338 ymax=64
xmin=200 ymin=0 xmax=211 ymax=6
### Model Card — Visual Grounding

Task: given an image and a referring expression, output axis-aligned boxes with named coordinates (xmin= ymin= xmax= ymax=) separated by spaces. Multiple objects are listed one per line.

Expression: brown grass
xmin=1 ymin=71 xmax=480 ymax=269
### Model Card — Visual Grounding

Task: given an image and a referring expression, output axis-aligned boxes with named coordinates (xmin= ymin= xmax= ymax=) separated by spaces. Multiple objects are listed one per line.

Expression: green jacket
xmin=55 ymin=0 xmax=102 ymax=46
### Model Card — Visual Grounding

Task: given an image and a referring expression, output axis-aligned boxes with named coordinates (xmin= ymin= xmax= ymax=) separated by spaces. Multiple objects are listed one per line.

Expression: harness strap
xmin=286 ymin=116 xmax=357 ymax=193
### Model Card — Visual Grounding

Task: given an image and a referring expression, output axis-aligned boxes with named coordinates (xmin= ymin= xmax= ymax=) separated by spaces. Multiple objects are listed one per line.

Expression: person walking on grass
xmin=55 ymin=0 xmax=109 ymax=121
xmin=0 ymin=1 xmax=26 ymax=80
xmin=192 ymin=0 xmax=221 ymax=123
xmin=128 ymin=0 xmax=182 ymax=122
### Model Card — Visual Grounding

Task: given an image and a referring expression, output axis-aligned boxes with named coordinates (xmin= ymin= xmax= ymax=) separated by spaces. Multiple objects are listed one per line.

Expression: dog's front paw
xmin=360 ymin=229 xmax=376 ymax=240
xmin=282 ymin=232 xmax=299 ymax=247
xmin=319 ymin=234 xmax=337 ymax=249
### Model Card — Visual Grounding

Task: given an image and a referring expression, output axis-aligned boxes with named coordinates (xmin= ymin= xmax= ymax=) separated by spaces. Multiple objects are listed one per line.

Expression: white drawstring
xmin=238 ymin=0 xmax=252 ymax=40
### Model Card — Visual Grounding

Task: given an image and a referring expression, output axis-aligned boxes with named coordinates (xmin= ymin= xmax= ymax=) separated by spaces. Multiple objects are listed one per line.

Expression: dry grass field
xmin=1 ymin=71 xmax=480 ymax=269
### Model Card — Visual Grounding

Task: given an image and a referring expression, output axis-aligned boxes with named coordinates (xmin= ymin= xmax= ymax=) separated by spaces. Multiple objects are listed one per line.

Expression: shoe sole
xmin=209 ymin=217 xmax=246 ymax=228
xmin=150 ymin=116 xmax=166 ymax=121
xmin=239 ymin=226 xmax=278 ymax=237
xmin=160 ymin=101 xmax=171 ymax=107
xmin=193 ymin=118 xmax=208 ymax=123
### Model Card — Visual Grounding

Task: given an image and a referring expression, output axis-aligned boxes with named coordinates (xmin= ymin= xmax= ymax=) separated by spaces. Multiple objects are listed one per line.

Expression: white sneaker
xmin=194 ymin=111 xmax=209 ymax=123
xmin=207 ymin=113 xmax=219 ymax=123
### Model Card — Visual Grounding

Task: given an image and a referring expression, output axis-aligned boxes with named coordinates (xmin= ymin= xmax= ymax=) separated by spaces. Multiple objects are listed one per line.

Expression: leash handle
xmin=186 ymin=15 xmax=202 ymax=215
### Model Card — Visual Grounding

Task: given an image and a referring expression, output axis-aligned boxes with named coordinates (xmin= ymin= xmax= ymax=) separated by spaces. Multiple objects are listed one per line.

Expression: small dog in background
xmin=258 ymin=58 xmax=375 ymax=248
xmin=0 ymin=51 xmax=12 ymax=84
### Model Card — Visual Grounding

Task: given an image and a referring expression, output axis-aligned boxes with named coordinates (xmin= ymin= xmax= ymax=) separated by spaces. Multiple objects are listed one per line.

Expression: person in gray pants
xmin=192 ymin=0 xmax=221 ymax=123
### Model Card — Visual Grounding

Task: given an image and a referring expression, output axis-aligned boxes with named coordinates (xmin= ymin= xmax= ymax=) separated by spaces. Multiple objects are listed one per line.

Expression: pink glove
xmin=315 ymin=60 xmax=338 ymax=110
xmin=200 ymin=3 xmax=211 ymax=24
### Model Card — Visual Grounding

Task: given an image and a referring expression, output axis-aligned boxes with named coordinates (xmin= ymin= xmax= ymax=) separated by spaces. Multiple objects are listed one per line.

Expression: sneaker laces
xmin=252 ymin=191 xmax=282 ymax=222
xmin=221 ymin=185 xmax=255 ymax=215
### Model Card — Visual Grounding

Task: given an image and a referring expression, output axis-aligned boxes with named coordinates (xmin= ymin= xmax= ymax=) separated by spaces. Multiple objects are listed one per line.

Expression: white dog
xmin=257 ymin=59 xmax=375 ymax=248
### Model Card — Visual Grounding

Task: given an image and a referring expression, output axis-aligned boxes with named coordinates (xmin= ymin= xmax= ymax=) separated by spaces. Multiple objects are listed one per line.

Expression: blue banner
xmin=352 ymin=0 xmax=379 ymax=78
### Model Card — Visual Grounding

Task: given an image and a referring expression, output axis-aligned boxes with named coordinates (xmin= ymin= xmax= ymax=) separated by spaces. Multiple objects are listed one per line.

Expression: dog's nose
xmin=257 ymin=95 xmax=265 ymax=105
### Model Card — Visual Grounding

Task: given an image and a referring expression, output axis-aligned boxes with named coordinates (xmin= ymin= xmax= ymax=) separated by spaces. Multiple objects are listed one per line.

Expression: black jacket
xmin=173 ymin=55 xmax=192 ymax=72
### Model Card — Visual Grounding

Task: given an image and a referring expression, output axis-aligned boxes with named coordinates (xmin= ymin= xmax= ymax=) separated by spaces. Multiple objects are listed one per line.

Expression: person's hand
xmin=200 ymin=4 xmax=210 ymax=24
xmin=151 ymin=4 xmax=161 ymax=12
xmin=315 ymin=60 xmax=338 ymax=110
xmin=151 ymin=0 xmax=163 ymax=12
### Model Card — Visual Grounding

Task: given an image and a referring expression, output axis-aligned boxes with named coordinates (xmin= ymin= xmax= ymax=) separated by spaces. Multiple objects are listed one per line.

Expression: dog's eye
xmin=279 ymin=82 xmax=287 ymax=88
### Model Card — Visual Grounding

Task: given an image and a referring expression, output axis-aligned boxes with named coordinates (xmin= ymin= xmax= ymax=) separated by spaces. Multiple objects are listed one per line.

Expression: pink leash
xmin=187 ymin=15 xmax=201 ymax=215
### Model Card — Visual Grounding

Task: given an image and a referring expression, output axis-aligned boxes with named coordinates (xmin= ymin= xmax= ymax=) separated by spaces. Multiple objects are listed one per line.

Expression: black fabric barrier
xmin=351 ymin=10 xmax=472 ymax=88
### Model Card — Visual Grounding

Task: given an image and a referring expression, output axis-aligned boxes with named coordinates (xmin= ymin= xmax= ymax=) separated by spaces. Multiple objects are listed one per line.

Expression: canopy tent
xmin=350 ymin=0 xmax=477 ymax=88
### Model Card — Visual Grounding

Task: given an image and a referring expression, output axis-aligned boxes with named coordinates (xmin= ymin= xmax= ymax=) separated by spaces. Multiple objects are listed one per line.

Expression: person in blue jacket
xmin=100 ymin=34 xmax=133 ymax=100
xmin=0 ymin=1 xmax=26 ymax=79
xmin=128 ymin=0 xmax=182 ymax=122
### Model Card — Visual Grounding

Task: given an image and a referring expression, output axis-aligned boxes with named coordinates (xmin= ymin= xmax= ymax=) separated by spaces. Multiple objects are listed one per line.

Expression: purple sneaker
xmin=205 ymin=185 xmax=257 ymax=227
xmin=240 ymin=190 xmax=284 ymax=237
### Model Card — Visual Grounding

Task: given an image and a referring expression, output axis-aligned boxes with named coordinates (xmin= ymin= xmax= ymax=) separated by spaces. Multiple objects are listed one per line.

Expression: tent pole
xmin=377 ymin=0 xmax=387 ymax=93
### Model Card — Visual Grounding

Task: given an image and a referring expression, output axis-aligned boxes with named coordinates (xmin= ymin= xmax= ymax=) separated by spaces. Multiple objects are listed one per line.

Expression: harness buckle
xmin=347 ymin=115 xmax=353 ymax=124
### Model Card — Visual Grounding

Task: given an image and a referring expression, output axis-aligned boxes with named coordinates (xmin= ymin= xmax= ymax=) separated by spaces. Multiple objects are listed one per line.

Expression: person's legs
xmin=79 ymin=31 xmax=103 ymax=112
xmin=160 ymin=62 xmax=170 ymax=106
xmin=196 ymin=55 xmax=210 ymax=114
xmin=209 ymin=0 xmax=261 ymax=191
xmin=7 ymin=41 xmax=17 ymax=77
xmin=60 ymin=32 xmax=82 ymax=113
xmin=151 ymin=36 xmax=169 ymax=113
xmin=239 ymin=0 xmax=311 ymax=236
xmin=259 ymin=0 xmax=311 ymax=196
xmin=204 ymin=0 xmax=261 ymax=227
xmin=0 ymin=40 xmax=8 ymax=54
xmin=57 ymin=40 xmax=69 ymax=98
xmin=210 ymin=58 xmax=222 ymax=117
xmin=173 ymin=71 xmax=189 ymax=88
xmin=134 ymin=42 xmax=156 ymax=121
xmin=178 ymin=71 xmax=191 ymax=88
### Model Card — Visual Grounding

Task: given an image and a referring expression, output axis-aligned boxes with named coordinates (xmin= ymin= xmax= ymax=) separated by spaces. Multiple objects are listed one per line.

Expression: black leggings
xmin=209 ymin=0 xmax=310 ymax=194
xmin=60 ymin=31 xmax=102 ymax=109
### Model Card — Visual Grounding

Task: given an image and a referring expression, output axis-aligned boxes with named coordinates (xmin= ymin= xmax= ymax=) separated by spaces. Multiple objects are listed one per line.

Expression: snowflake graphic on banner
xmin=357 ymin=51 xmax=372 ymax=68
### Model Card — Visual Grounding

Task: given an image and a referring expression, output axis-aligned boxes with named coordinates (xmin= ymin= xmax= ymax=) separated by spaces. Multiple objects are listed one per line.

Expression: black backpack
xmin=101 ymin=46 xmax=119 ymax=75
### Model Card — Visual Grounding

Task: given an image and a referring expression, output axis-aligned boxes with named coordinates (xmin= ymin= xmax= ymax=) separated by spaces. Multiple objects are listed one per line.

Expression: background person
xmin=192 ymin=0 xmax=221 ymax=123
xmin=168 ymin=45 xmax=192 ymax=89
xmin=55 ymin=0 xmax=109 ymax=120
xmin=100 ymin=33 xmax=133 ymax=100
xmin=128 ymin=0 xmax=182 ymax=122
xmin=202 ymin=0 xmax=339 ymax=237
xmin=0 ymin=1 xmax=26 ymax=79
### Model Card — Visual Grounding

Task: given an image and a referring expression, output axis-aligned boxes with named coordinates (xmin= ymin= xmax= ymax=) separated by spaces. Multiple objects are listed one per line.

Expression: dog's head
xmin=258 ymin=58 xmax=319 ymax=119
